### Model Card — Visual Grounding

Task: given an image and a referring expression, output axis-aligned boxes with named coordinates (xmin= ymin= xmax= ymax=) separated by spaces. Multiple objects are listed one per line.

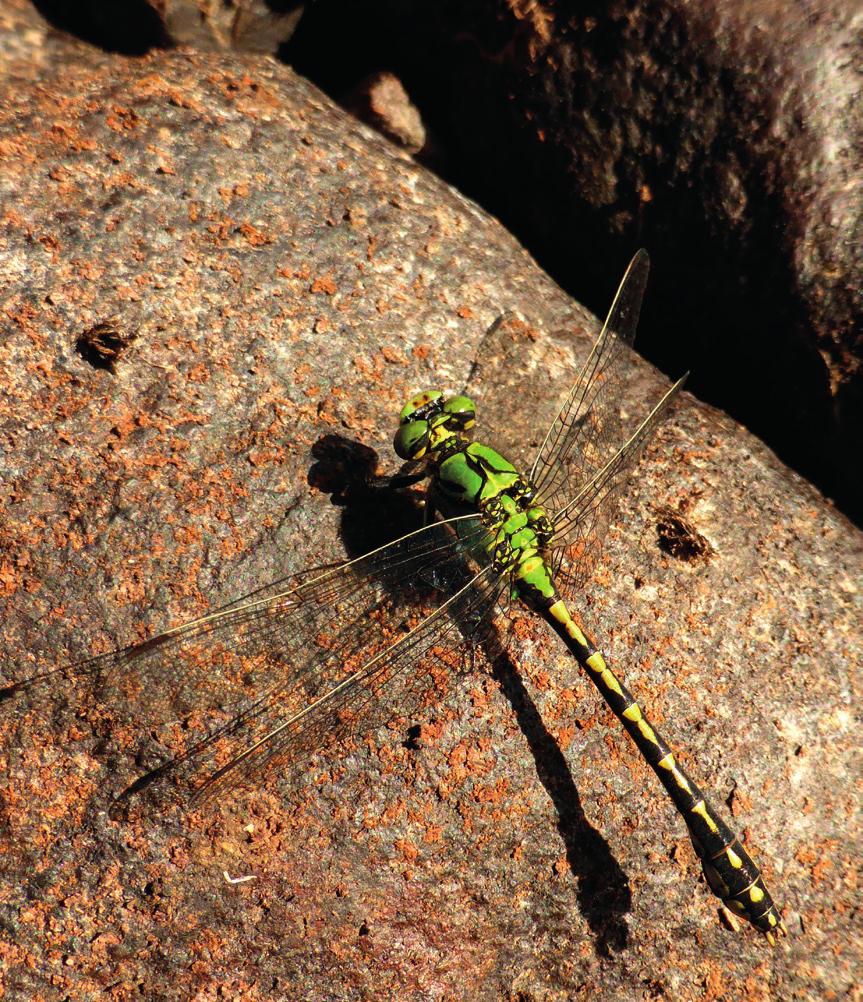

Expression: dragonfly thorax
xmin=431 ymin=437 xmax=557 ymax=603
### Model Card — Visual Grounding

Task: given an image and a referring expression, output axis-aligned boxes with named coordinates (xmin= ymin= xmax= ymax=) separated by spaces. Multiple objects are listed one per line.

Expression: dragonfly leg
xmin=374 ymin=468 xmax=429 ymax=492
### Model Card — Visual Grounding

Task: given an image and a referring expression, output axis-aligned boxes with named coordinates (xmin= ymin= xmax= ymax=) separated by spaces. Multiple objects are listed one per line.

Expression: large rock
xmin=0 ymin=44 xmax=859 ymax=1001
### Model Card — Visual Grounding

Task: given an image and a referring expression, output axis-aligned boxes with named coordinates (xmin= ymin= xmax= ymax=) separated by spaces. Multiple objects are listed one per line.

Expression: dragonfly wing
xmin=550 ymin=376 xmax=687 ymax=598
xmin=195 ymin=561 xmax=505 ymax=801
xmin=462 ymin=312 xmax=583 ymax=473
xmin=529 ymin=249 xmax=650 ymax=514
xmin=6 ymin=515 xmax=503 ymax=800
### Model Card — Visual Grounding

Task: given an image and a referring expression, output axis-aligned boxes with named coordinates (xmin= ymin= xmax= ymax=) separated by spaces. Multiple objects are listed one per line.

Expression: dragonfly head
xmin=393 ymin=390 xmax=476 ymax=460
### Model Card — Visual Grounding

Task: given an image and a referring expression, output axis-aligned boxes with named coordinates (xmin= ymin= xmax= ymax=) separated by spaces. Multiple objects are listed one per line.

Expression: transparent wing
xmin=195 ymin=560 xmax=504 ymax=802
xmin=3 ymin=515 xmax=505 ymax=801
xmin=463 ymin=251 xmax=679 ymax=600
xmin=530 ymin=249 xmax=650 ymax=513
xmin=550 ymin=376 xmax=687 ymax=598
xmin=463 ymin=312 xmax=575 ymax=474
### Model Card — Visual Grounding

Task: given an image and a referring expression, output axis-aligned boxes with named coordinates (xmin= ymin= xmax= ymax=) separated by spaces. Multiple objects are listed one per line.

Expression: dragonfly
xmin=2 ymin=250 xmax=785 ymax=943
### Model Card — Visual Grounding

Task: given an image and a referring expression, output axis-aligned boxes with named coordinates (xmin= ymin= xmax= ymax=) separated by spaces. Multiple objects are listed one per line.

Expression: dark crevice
xmin=75 ymin=321 xmax=138 ymax=373
xmin=32 ymin=0 xmax=170 ymax=55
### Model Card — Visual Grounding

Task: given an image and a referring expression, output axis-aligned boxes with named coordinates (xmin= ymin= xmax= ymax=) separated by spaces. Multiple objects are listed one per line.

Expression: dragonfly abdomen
xmin=542 ymin=596 xmax=786 ymax=942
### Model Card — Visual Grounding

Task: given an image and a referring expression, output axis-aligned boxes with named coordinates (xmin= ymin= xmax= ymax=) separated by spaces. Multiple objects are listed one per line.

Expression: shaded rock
xmin=0 ymin=43 xmax=859 ymax=1002
xmin=158 ymin=0 xmax=305 ymax=53
xmin=287 ymin=0 xmax=863 ymax=522
xmin=342 ymin=71 xmax=427 ymax=154
xmin=32 ymin=0 xmax=304 ymax=55
xmin=31 ymin=0 xmax=168 ymax=55
xmin=0 ymin=0 xmax=96 ymax=78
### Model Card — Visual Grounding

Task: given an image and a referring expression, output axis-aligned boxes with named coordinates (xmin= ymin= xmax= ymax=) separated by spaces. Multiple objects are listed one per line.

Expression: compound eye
xmin=393 ymin=420 xmax=429 ymax=460
xmin=399 ymin=390 xmax=442 ymax=424
xmin=443 ymin=394 xmax=476 ymax=430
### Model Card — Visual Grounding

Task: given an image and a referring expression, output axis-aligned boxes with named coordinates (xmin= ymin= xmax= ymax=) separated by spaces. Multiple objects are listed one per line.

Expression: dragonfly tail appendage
xmin=542 ymin=598 xmax=786 ymax=943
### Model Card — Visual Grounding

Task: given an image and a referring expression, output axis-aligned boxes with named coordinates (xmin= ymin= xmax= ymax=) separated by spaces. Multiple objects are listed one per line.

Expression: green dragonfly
xmin=2 ymin=251 xmax=785 ymax=943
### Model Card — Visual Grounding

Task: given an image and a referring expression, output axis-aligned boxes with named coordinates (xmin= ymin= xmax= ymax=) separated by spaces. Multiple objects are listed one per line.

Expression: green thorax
xmin=431 ymin=434 xmax=556 ymax=605
xmin=436 ymin=440 xmax=519 ymax=508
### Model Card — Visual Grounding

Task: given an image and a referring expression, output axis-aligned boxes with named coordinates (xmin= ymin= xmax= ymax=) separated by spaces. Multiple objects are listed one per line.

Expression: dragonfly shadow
xmin=485 ymin=631 xmax=632 ymax=956
xmin=308 ymin=434 xmax=426 ymax=558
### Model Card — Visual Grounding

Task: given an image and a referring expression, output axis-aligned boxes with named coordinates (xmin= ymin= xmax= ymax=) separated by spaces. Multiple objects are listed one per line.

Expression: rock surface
xmin=0 ymin=43 xmax=859 ymax=1002
xmin=153 ymin=0 xmax=304 ymax=54
xmin=342 ymin=71 xmax=427 ymax=154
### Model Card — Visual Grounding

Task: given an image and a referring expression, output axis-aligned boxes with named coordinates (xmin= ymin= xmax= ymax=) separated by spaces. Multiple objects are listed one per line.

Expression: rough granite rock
xmin=0 ymin=46 xmax=859 ymax=1002
xmin=342 ymin=71 xmax=428 ymax=155
xmin=288 ymin=0 xmax=863 ymax=523
xmin=154 ymin=0 xmax=305 ymax=54
xmin=17 ymin=0 xmax=863 ymax=516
